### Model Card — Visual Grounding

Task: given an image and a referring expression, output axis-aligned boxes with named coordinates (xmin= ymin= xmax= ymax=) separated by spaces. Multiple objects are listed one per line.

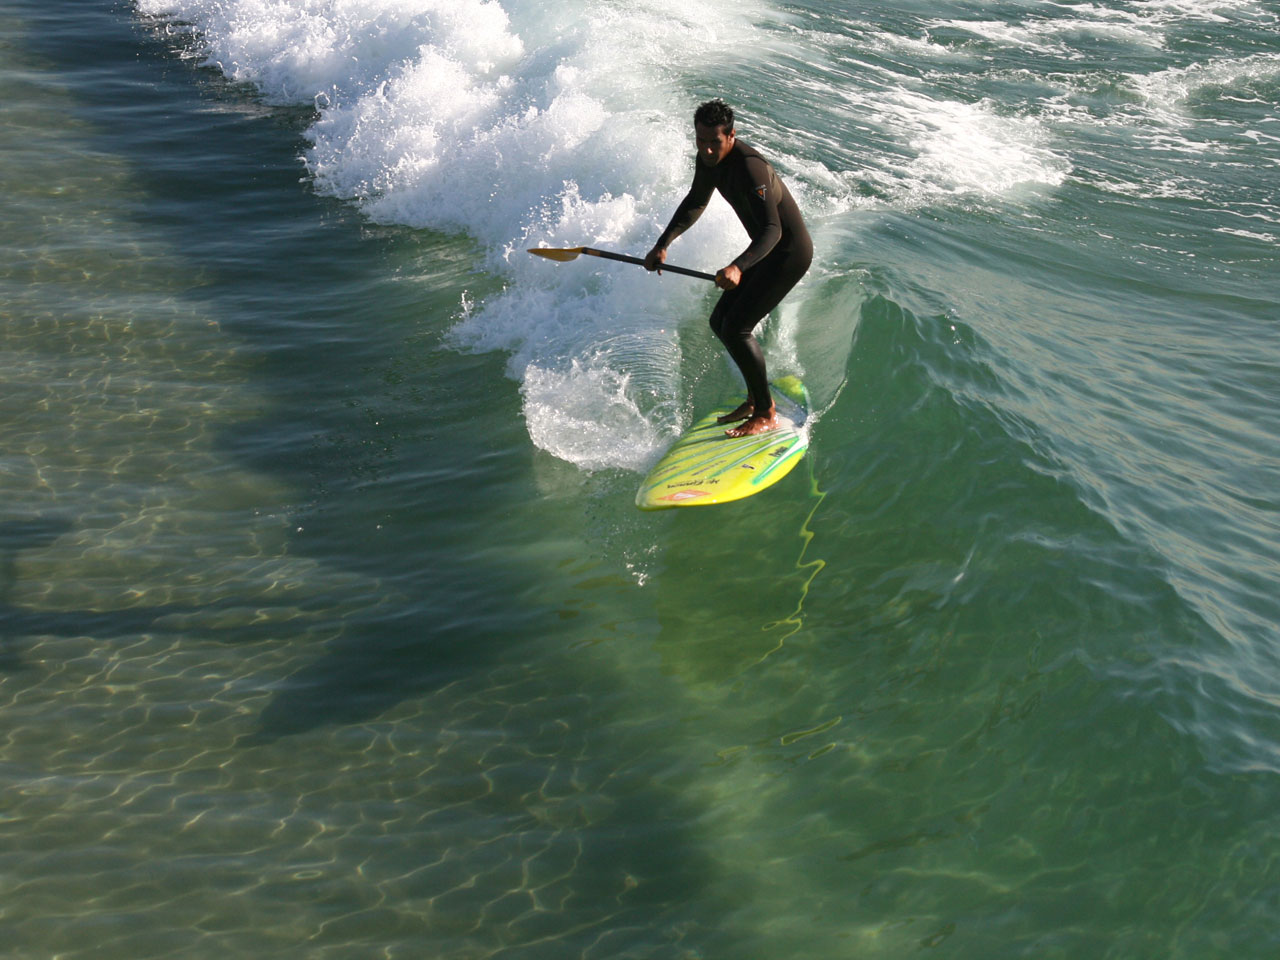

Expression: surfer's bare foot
xmin=716 ymin=400 xmax=754 ymax=424
xmin=724 ymin=407 xmax=779 ymax=438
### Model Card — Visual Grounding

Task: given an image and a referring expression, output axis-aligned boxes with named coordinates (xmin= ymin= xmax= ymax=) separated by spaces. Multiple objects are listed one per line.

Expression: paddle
xmin=528 ymin=246 xmax=716 ymax=282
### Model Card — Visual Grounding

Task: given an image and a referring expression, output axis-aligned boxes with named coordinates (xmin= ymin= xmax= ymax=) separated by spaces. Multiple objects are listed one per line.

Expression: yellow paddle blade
xmin=527 ymin=247 xmax=585 ymax=262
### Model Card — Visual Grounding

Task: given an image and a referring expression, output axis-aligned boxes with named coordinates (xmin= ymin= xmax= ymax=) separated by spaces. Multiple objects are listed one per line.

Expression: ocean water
xmin=3 ymin=0 xmax=1278 ymax=956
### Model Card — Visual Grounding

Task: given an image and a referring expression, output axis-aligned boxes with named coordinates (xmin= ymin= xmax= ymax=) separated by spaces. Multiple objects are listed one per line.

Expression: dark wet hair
xmin=694 ymin=99 xmax=734 ymax=133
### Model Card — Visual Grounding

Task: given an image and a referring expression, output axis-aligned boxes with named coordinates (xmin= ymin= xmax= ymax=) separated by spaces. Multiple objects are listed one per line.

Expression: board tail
xmin=772 ymin=375 xmax=810 ymax=427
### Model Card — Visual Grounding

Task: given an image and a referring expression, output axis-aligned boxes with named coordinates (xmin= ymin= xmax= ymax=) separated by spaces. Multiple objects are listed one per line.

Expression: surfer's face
xmin=695 ymin=123 xmax=735 ymax=167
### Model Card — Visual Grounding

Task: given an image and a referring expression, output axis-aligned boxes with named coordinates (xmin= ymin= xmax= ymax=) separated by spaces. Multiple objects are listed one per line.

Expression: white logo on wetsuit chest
xmin=755 ymin=184 xmax=767 ymax=199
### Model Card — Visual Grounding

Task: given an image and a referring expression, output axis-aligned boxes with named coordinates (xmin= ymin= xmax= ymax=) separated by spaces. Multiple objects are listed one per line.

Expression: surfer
xmin=644 ymin=99 xmax=813 ymax=437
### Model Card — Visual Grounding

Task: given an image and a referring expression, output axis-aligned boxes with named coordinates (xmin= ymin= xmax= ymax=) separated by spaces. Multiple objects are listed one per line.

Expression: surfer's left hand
xmin=715 ymin=264 xmax=741 ymax=290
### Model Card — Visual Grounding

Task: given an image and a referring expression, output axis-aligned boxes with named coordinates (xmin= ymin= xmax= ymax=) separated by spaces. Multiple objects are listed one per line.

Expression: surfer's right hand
xmin=643 ymin=247 xmax=667 ymax=273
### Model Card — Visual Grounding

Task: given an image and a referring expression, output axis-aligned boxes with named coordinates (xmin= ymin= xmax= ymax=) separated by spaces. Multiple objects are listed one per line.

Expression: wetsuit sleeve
xmin=730 ymin=154 xmax=784 ymax=272
xmin=655 ymin=160 xmax=714 ymax=249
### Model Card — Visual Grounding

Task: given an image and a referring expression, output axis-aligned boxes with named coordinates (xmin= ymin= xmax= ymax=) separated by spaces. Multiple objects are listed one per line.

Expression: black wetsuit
xmin=656 ymin=140 xmax=813 ymax=414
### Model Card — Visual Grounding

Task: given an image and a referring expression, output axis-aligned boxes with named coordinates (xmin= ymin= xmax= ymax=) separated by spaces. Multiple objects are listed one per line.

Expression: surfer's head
xmin=694 ymin=99 xmax=736 ymax=167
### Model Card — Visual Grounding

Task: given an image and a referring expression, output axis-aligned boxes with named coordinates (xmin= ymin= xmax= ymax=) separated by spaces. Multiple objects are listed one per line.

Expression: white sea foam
xmin=926 ymin=11 xmax=1165 ymax=55
xmin=1215 ymin=226 xmax=1278 ymax=245
xmin=1121 ymin=0 xmax=1257 ymax=24
xmin=864 ymin=91 xmax=1070 ymax=202
xmin=1133 ymin=53 xmax=1280 ymax=123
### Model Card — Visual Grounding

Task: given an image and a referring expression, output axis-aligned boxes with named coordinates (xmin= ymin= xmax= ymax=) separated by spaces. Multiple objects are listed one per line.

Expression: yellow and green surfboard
xmin=636 ymin=376 xmax=810 ymax=510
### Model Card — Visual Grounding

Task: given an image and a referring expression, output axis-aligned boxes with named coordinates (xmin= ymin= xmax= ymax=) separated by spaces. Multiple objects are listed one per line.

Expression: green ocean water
xmin=3 ymin=0 xmax=1279 ymax=957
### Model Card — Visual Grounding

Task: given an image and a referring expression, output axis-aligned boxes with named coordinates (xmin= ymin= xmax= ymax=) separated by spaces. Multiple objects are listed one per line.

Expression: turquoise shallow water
xmin=3 ymin=0 xmax=1280 ymax=957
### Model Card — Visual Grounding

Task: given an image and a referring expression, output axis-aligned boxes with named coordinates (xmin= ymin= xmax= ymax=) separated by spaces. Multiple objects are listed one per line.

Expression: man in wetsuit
xmin=644 ymin=99 xmax=813 ymax=437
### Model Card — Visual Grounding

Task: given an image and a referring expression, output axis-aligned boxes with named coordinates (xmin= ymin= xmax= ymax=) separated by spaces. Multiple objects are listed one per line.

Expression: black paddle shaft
xmin=582 ymin=247 xmax=716 ymax=282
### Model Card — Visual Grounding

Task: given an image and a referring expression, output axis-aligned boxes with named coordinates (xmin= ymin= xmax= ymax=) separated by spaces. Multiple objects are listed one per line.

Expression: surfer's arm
xmin=652 ymin=161 xmax=714 ymax=253
xmin=729 ymin=155 xmax=783 ymax=272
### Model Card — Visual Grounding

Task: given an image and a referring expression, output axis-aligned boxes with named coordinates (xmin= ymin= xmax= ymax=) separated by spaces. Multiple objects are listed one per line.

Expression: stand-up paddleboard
xmin=636 ymin=376 xmax=810 ymax=510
